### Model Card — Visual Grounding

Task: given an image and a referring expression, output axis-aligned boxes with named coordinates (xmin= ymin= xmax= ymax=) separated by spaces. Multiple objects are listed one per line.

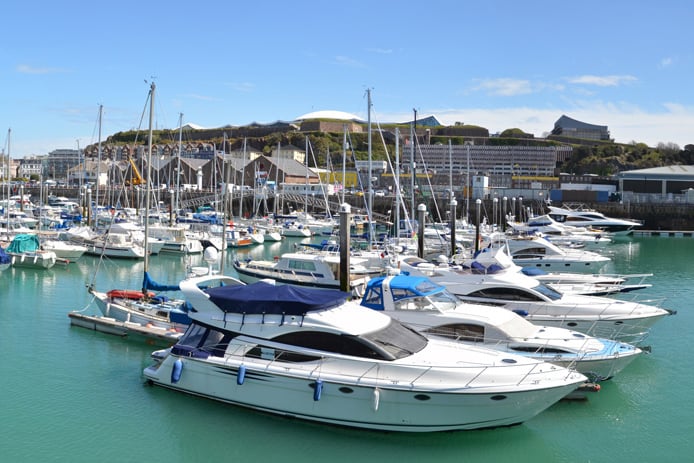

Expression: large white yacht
xmin=143 ymin=276 xmax=587 ymax=432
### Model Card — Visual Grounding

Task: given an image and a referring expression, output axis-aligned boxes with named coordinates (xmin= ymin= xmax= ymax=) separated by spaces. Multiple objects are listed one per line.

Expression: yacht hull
xmin=144 ymin=354 xmax=581 ymax=432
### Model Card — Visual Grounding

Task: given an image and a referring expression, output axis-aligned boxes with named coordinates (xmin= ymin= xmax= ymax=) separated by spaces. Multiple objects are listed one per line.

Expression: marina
xmin=1 ymin=234 xmax=692 ymax=461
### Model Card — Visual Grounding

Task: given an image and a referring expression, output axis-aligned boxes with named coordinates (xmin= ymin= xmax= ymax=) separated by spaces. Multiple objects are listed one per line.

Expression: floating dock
xmin=68 ymin=312 xmax=182 ymax=346
xmin=632 ymin=230 xmax=694 ymax=237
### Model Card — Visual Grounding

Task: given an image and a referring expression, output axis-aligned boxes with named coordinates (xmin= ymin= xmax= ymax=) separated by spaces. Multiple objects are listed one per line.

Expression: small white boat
xmin=279 ymin=221 xmax=313 ymax=237
xmin=41 ymin=239 xmax=87 ymax=261
xmin=148 ymin=225 xmax=204 ymax=254
xmin=6 ymin=234 xmax=57 ymax=269
xmin=498 ymin=235 xmax=611 ymax=273
xmin=226 ymin=229 xmax=254 ymax=248
xmin=143 ymin=276 xmax=587 ymax=432
xmin=232 ymin=250 xmax=384 ymax=295
xmin=521 ymin=268 xmax=653 ymax=295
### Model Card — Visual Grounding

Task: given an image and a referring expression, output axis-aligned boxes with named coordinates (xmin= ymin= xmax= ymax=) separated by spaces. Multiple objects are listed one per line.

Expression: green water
xmin=1 ymin=236 xmax=690 ymax=462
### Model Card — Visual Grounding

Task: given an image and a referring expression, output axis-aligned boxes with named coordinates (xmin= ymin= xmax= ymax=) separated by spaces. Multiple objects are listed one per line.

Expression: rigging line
xmin=345 ymin=131 xmax=371 ymax=216
xmin=413 ymin=139 xmax=443 ymax=223
xmin=306 ymin=138 xmax=332 ymax=219
xmin=371 ymin=111 xmax=413 ymax=227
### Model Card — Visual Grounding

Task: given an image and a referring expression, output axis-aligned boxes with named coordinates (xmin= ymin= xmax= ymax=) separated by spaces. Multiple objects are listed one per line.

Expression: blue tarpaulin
xmin=0 ymin=247 xmax=11 ymax=265
xmin=6 ymin=234 xmax=41 ymax=253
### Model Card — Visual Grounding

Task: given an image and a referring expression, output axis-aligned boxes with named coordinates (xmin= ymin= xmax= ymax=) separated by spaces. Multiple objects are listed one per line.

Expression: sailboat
xmin=87 ymin=83 xmax=242 ymax=332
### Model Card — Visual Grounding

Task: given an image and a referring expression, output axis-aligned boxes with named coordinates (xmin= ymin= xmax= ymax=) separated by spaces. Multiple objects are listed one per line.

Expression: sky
xmin=2 ymin=1 xmax=694 ymax=158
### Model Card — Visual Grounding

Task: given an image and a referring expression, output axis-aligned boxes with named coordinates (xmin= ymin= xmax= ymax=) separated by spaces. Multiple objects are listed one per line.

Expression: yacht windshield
xmin=361 ymin=320 xmax=428 ymax=359
xmin=533 ymin=282 xmax=563 ymax=301
xmin=393 ymin=290 xmax=459 ymax=313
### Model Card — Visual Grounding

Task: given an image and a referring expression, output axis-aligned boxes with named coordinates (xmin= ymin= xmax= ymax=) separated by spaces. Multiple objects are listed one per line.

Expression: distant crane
xmin=126 ymin=155 xmax=144 ymax=186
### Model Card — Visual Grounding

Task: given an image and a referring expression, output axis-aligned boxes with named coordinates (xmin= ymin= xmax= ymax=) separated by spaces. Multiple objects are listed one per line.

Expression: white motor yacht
xmin=362 ymin=274 xmax=642 ymax=381
xmin=143 ymin=276 xmax=587 ymax=432
xmin=400 ymin=250 xmax=674 ymax=344
xmin=496 ymin=235 xmax=611 ymax=273
xmin=547 ymin=205 xmax=642 ymax=235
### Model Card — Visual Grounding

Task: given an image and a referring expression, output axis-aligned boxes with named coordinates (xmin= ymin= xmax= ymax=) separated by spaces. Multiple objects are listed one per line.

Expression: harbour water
xmin=2 ymin=236 xmax=691 ymax=462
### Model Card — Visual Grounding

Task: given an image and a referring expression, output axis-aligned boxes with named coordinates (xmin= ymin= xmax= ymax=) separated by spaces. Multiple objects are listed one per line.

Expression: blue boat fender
xmin=313 ymin=380 xmax=323 ymax=401
xmin=171 ymin=359 xmax=183 ymax=384
xmin=237 ymin=365 xmax=246 ymax=385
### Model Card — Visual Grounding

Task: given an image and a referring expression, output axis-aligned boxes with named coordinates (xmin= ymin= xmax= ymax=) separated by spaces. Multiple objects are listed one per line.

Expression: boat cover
xmin=142 ymin=271 xmax=181 ymax=292
xmin=521 ymin=267 xmax=548 ymax=276
xmin=205 ymin=281 xmax=349 ymax=315
xmin=362 ymin=275 xmax=445 ymax=311
xmin=7 ymin=234 xmax=40 ymax=253
xmin=0 ymin=247 xmax=10 ymax=264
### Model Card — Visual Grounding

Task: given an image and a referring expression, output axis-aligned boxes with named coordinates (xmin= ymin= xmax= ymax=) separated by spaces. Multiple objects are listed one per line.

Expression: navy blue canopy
xmin=205 ymin=281 xmax=349 ymax=315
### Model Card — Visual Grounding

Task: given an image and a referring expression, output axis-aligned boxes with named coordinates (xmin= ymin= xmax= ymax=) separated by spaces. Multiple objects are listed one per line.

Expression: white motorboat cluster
xmin=15 ymin=181 xmax=665 ymax=433
xmin=130 ymin=220 xmax=672 ymax=432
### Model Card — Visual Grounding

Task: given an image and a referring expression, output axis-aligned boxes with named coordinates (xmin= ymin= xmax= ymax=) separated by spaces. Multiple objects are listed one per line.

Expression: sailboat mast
xmin=221 ymin=133 xmax=230 ymax=274
xmin=448 ymin=138 xmax=453 ymax=203
xmin=95 ymin=105 xmax=103 ymax=220
xmin=239 ymin=138 xmax=247 ymax=219
xmin=143 ymin=82 xmax=155 ymax=274
xmin=176 ymin=113 xmax=183 ymax=213
xmin=274 ymin=141 xmax=280 ymax=216
xmin=466 ymin=144 xmax=470 ymax=222
xmin=341 ymin=125 xmax=347 ymax=204
xmin=367 ymin=89 xmax=373 ymax=249
xmin=6 ymin=128 xmax=10 ymax=233
xmin=304 ymin=136 xmax=309 ymax=216
xmin=395 ymin=127 xmax=400 ymax=240
xmin=410 ymin=109 xmax=417 ymax=229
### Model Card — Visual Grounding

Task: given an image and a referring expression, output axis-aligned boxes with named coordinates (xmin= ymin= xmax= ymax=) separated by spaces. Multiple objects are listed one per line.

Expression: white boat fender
xmin=313 ymin=380 xmax=323 ymax=401
xmin=171 ymin=358 xmax=183 ymax=384
xmin=372 ymin=387 xmax=380 ymax=412
xmin=237 ymin=365 xmax=246 ymax=385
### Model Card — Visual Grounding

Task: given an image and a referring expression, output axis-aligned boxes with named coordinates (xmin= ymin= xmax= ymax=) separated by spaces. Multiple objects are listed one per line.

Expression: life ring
xmin=107 ymin=289 xmax=154 ymax=300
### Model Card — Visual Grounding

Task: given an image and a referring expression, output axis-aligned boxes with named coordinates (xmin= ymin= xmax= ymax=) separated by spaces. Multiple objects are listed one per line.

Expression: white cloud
xmin=182 ymin=93 xmax=222 ymax=102
xmin=659 ymin=57 xmax=674 ymax=68
xmin=334 ymin=55 xmax=365 ymax=68
xmin=16 ymin=64 xmax=67 ymax=74
xmin=227 ymin=82 xmax=255 ymax=93
xmin=567 ymin=75 xmax=637 ymax=87
xmin=471 ymin=78 xmax=533 ymax=96
xmin=366 ymin=47 xmax=393 ymax=54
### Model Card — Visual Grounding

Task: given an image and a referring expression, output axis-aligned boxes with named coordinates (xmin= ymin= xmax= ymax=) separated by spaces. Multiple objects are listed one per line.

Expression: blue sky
xmin=2 ymin=1 xmax=693 ymax=158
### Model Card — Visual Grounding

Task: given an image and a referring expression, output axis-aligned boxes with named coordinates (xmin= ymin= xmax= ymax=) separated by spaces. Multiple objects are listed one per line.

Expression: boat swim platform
xmin=68 ymin=312 xmax=182 ymax=346
xmin=632 ymin=230 xmax=694 ymax=237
